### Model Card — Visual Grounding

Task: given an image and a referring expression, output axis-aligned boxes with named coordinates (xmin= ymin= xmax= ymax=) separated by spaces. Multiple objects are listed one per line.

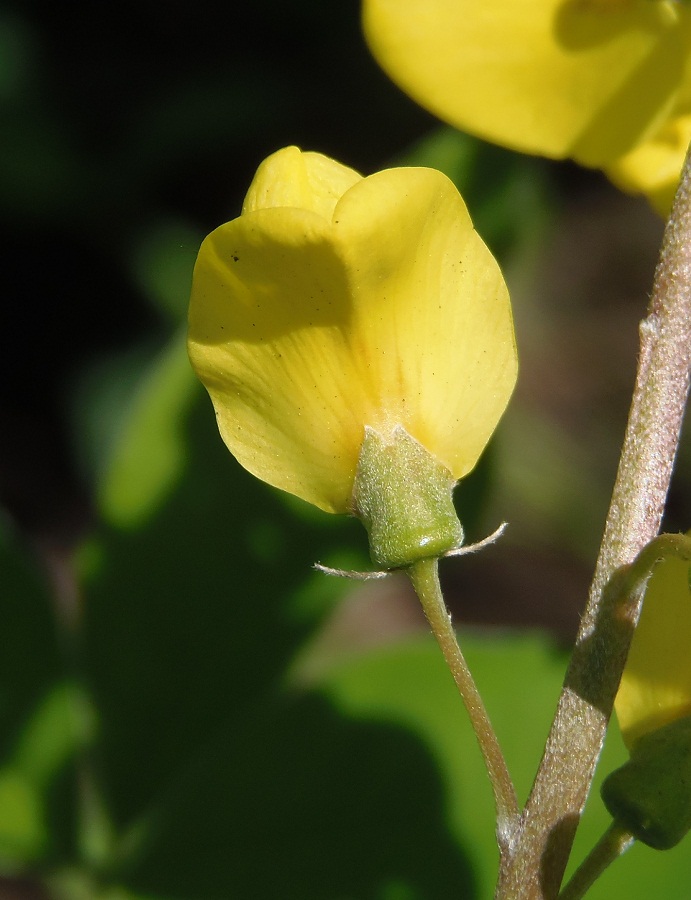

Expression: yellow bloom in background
xmin=188 ymin=146 xmax=517 ymax=516
xmin=615 ymin=553 xmax=691 ymax=749
xmin=363 ymin=0 xmax=691 ymax=211
xmin=606 ymin=113 xmax=691 ymax=215
xmin=604 ymin=549 xmax=691 ymax=850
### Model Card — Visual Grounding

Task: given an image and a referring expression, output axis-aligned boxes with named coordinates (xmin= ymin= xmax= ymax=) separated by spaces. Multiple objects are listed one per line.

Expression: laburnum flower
xmin=188 ymin=147 xmax=517 ymax=564
xmin=363 ymin=0 xmax=691 ymax=213
xmin=603 ymin=552 xmax=691 ymax=849
xmin=606 ymin=113 xmax=691 ymax=215
xmin=615 ymin=552 xmax=691 ymax=750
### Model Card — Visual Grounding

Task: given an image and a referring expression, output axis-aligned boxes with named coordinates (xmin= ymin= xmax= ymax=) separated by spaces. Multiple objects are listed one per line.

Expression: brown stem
xmin=495 ymin=146 xmax=691 ymax=899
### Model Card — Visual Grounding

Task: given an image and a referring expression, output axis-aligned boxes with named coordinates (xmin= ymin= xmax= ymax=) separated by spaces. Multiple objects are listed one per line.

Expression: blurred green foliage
xmin=1 ymin=0 xmax=690 ymax=897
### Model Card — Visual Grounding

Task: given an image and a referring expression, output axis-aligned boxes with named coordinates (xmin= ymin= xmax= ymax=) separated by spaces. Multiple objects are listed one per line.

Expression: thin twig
xmin=495 ymin=144 xmax=691 ymax=899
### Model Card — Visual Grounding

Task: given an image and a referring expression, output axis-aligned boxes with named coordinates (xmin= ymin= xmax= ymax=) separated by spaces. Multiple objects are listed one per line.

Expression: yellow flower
xmin=615 ymin=553 xmax=691 ymax=749
xmin=606 ymin=113 xmax=691 ymax=215
xmin=604 ymin=549 xmax=691 ymax=849
xmin=363 ymin=0 xmax=691 ymax=210
xmin=188 ymin=146 xmax=517 ymax=516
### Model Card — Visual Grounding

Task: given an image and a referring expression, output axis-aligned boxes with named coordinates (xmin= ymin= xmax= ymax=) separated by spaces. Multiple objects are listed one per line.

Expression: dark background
xmin=2 ymin=0 xmax=432 ymax=543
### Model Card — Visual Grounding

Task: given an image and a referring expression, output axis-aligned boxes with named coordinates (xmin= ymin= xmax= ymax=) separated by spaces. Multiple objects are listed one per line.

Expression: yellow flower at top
xmin=363 ymin=0 xmax=691 ymax=212
xmin=188 ymin=146 xmax=516 ymax=524
xmin=615 ymin=552 xmax=691 ymax=749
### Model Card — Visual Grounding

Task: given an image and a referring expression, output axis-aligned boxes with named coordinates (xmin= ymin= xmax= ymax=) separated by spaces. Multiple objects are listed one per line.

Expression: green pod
xmin=601 ymin=715 xmax=691 ymax=850
xmin=352 ymin=425 xmax=464 ymax=570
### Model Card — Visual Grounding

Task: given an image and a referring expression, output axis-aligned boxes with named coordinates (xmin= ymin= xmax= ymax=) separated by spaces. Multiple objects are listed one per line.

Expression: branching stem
xmin=495 ymin=145 xmax=691 ymax=898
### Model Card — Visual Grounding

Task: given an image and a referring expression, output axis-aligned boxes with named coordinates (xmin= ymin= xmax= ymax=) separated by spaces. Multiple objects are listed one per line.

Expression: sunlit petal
xmin=189 ymin=148 xmax=517 ymax=514
xmin=332 ymin=166 xmax=516 ymax=481
xmin=242 ymin=145 xmax=361 ymax=218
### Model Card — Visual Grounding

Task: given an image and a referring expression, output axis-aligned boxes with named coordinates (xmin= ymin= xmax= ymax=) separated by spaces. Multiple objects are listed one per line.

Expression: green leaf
xmin=319 ymin=632 xmax=566 ymax=896
xmin=96 ymin=331 xmax=200 ymax=529
xmin=128 ymin=220 xmax=201 ymax=322
xmin=117 ymin=691 xmax=476 ymax=899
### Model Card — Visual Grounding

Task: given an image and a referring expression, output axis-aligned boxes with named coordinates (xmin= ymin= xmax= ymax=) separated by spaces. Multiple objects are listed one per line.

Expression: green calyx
xmin=352 ymin=425 xmax=464 ymax=570
xmin=601 ymin=715 xmax=691 ymax=850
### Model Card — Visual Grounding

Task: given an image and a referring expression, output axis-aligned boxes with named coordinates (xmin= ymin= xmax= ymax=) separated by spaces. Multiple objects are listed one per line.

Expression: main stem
xmin=496 ymin=148 xmax=691 ymax=899
xmin=408 ymin=558 xmax=519 ymax=853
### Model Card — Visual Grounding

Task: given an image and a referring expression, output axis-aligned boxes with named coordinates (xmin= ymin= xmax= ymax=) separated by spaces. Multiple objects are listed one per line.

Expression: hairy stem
xmin=496 ymin=147 xmax=691 ymax=899
xmin=408 ymin=558 xmax=519 ymax=852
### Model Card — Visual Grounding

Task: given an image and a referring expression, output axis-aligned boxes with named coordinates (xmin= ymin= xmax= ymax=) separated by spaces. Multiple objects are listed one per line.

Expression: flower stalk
xmin=407 ymin=558 xmax=519 ymax=852
xmin=557 ymin=823 xmax=635 ymax=900
xmin=495 ymin=142 xmax=691 ymax=899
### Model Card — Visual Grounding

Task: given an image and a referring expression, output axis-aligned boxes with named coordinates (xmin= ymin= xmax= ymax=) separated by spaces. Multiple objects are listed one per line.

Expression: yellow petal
xmin=606 ymin=112 xmax=691 ymax=214
xmin=188 ymin=148 xmax=516 ymax=513
xmin=615 ymin=554 xmax=691 ymax=749
xmin=242 ymin=145 xmax=362 ymax=218
xmin=363 ymin=0 xmax=689 ymax=166
xmin=332 ymin=166 xmax=517 ymax=486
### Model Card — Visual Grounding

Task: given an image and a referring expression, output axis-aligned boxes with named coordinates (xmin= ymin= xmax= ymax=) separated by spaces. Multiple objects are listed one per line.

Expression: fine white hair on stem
xmin=313 ymin=563 xmax=391 ymax=579
xmin=314 ymin=522 xmax=508 ymax=577
xmin=445 ymin=522 xmax=508 ymax=557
